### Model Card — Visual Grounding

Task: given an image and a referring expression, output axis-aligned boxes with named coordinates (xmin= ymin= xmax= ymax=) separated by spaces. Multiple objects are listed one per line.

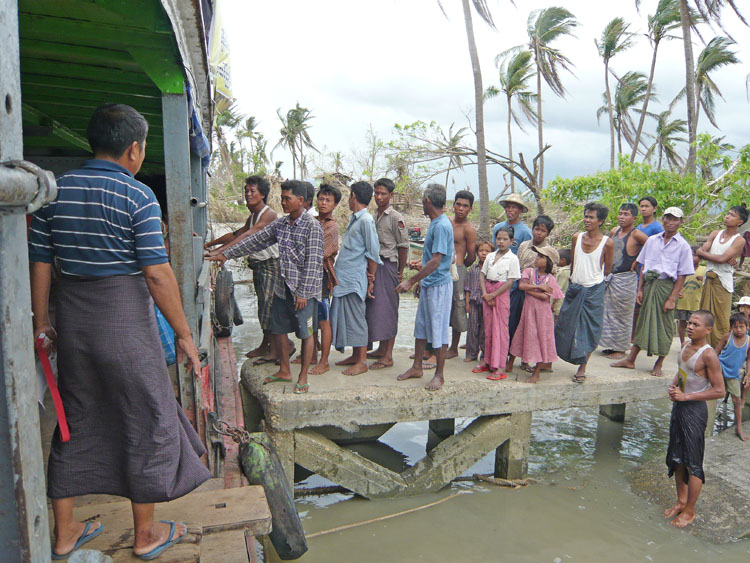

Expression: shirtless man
xmin=447 ymin=190 xmax=477 ymax=359
xmin=663 ymin=310 xmax=724 ymax=528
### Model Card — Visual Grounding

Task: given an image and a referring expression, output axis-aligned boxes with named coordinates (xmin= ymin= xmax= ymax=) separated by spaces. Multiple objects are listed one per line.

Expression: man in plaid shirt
xmin=207 ymin=180 xmax=324 ymax=394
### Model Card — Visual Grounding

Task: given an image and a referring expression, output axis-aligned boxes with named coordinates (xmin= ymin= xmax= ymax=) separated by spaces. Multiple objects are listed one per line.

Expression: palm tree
xmin=597 ymin=71 xmax=651 ymax=158
xmin=692 ymin=36 xmax=740 ymax=132
xmin=485 ymin=50 xmax=537 ymax=192
xmin=645 ymin=109 xmax=687 ymax=171
xmin=275 ymin=103 xmax=318 ymax=179
xmin=440 ymin=123 xmax=469 ymax=189
xmin=596 ymin=17 xmax=635 ymax=169
xmin=526 ymin=7 xmax=578 ymax=188
xmin=631 ymin=0 xmax=682 ymax=163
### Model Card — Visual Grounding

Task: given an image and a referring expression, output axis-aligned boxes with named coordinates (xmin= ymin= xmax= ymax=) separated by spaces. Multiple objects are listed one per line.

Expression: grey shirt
xmin=375 ymin=206 xmax=408 ymax=262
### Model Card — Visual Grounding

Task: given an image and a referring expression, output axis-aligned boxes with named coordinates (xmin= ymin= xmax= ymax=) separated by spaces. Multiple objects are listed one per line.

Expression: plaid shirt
xmin=224 ymin=212 xmax=323 ymax=300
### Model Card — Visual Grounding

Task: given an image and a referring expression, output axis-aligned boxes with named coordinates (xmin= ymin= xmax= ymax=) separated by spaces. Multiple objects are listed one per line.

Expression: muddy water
xmin=228 ymin=264 xmax=750 ymax=562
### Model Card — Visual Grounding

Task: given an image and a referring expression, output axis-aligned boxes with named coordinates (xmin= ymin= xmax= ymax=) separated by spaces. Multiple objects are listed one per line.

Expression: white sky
xmin=221 ymin=0 xmax=749 ymax=198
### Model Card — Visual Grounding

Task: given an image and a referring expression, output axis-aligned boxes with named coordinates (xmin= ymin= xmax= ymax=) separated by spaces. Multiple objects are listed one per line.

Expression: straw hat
xmin=532 ymin=245 xmax=560 ymax=265
xmin=499 ymin=193 xmax=529 ymax=213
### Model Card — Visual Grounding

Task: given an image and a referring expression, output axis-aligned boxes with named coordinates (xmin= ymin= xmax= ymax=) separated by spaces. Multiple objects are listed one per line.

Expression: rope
xmin=306 ymin=492 xmax=464 ymax=539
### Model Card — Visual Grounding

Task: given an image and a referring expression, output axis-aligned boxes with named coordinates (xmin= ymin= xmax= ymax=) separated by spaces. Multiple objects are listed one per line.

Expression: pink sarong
xmin=483 ymin=280 xmax=510 ymax=370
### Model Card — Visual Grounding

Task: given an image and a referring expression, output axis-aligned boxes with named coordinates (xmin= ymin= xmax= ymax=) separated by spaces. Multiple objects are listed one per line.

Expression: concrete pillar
xmin=427 ymin=418 xmax=455 ymax=453
xmin=599 ymin=403 xmax=626 ymax=422
xmin=265 ymin=428 xmax=295 ymax=491
xmin=494 ymin=413 xmax=532 ymax=479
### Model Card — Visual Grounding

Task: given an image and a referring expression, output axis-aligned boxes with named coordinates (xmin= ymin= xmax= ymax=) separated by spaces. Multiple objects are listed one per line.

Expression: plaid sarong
xmin=599 ymin=271 xmax=638 ymax=352
xmin=633 ymin=271 xmax=675 ymax=357
xmin=248 ymin=257 xmax=280 ymax=332
xmin=154 ymin=305 xmax=176 ymax=365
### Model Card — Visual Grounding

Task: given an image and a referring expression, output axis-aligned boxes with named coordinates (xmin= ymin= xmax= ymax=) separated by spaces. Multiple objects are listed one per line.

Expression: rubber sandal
xmin=472 ymin=364 xmax=491 ymax=373
xmin=135 ymin=521 xmax=184 ymax=560
xmin=421 ymin=361 xmax=437 ymax=370
xmin=52 ymin=521 xmax=103 ymax=560
xmin=294 ymin=383 xmax=310 ymax=394
xmin=487 ymin=371 xmax=507 ymax=381
xmin=263 ymin=375 xmax=293 ymax=385
xmin=369 ymin=361 xmax=393 ymax=370
xmin=572 ymin=374 xmax=586 ymax=384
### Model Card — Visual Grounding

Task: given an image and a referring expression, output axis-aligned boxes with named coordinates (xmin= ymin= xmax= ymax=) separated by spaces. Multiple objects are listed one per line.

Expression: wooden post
xmin=427 ymin=418 xmax=455 ymax=452
xmin=599 ymin=403 xmax=626 ymax=422
xmin=494 ymin=413 xmax=532 ymax=479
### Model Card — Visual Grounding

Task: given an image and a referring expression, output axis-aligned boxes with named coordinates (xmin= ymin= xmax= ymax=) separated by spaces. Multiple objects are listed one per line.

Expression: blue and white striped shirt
xmin=28 ymin=159 xmax=168 ymax=276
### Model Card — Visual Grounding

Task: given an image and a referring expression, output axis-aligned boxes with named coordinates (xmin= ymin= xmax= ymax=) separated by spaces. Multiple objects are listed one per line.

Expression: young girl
xmin=473 ymin=227 xmax=520 ymax=380
xmin=465 ymin=240 xmax=493 ymax=363
xmin=507 ymin=247 xmax=564 ymax=383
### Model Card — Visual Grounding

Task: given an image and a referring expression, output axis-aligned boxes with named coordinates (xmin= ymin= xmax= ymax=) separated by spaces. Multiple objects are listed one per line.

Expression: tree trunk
xmin=658 ymin=144 xmax=663 ymax=170
xmin=535 ymin=44 xmax=544 ymax=189
xmin=694 ymin=82 xmax=702 ymax=140
xmin=617 ymin=118 xmax=622 ymax=161
xmin=444 ymin=164 xmax=452 ymax=189
xmin=680 ymin=0 xmax=697 ymax=175
xmin=462 ymin=0 xmax=490 ymax=238
xmin=506 ymin=94 xmax=515 ymax=193
xmin=604 ymin=60 xmax=616 ymax=169
xmin=631 ymin=41 xmax=659 ymax=163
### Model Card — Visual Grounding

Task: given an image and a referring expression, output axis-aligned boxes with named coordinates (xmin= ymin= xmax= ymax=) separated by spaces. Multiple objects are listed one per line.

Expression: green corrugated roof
xmin=19 ymin=0 xmax=188 ymax=172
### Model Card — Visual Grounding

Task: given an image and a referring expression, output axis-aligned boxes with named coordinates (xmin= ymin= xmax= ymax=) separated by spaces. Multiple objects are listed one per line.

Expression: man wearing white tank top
xmin=554 ymin=202 xmax=614 ymax=383
xmin=696 ymin=204 xmax=748 ymax=348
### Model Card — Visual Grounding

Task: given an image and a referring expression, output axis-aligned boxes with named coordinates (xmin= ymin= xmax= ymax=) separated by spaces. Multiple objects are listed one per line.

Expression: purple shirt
xmin=636 ymin=231 xmax=694 ymax=281
xmin=224 ymin=212 xmax=323 ymax=300
xmin=466 ymin=262 xmax=482 ymax=302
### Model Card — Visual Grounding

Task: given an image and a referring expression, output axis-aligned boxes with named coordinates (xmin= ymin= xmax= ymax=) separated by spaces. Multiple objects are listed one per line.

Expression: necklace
xmin=534 ymin=269 xmax=547 ymax=285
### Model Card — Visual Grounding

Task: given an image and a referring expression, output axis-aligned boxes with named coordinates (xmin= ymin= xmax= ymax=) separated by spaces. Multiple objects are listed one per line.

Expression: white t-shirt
xmin=482 ymin=250 xmax=521 ymax=282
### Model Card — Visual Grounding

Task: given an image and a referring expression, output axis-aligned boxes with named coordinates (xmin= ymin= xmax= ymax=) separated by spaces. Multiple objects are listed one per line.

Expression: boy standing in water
xmin=664 ymin=310 xmax=724 ymax=528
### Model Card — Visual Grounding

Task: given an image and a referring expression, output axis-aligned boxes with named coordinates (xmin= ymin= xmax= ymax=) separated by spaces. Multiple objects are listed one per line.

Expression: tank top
xmin=719 ymin=334 xmax=749 ymax=379
xmin=247 ymin=206 xmax=279 ymax=262
xmin=677 ymin=342 xmax=712 ymax=394
xmin=570 ymin=233 xmax=608 ymax=287
xmin=706 ymin=230 xmax=741 ymax=293
xmin=612 ymin=228 xmax=638 ymax=274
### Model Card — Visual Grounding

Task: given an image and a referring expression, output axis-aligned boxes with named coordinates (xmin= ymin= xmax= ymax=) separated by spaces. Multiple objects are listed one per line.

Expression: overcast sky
xmin=221 ymin=0 xmax=749 ymax=198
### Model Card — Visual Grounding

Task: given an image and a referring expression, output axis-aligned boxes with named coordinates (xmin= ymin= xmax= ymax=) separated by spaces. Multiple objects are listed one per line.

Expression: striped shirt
xmin=28 ymin=160 xmax=168 ymax=276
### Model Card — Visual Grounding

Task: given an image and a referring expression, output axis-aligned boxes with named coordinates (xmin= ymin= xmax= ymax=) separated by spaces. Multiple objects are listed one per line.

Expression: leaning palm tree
xmin=597 ymin=71 xmax=652 ymax=159
xmin=439 ymin=123 xmax=469 ymax=189
xmin=596 ymin=17 xmax=635 ymax=169
xmin=645 ymin=109 xmax=688 ymax=171
xmin=691 ymin=36 xmax=740 ymax=132
xmin=275 ymin=103 xmax=318 ymax=179
xmin=631 ymin=0 xmax=682 ymax=162
xmin=485 ymin=49 xmax=537 ymax=192
xmin=526 ymin=7 xmax=578 ymax=188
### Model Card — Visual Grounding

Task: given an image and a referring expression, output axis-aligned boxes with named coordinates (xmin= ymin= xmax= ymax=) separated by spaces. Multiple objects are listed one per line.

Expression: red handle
xmin=35 ymin=336 xmax=70 ymax=442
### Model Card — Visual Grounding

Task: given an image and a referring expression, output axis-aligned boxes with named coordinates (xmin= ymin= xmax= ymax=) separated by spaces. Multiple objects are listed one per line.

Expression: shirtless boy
xmin=664 ymin=310 xmax=724 ymax=528
xmin=447 ymin=190 xmax=477 ymax=359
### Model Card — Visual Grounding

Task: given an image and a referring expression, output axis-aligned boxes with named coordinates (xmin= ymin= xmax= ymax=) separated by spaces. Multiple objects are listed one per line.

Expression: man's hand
xmin=34 ymin=323 xmax=57 ymax=355
xmin=636 ymin=289 xmax=644 ymax=305
xmin=366 ymin=271 xmax=376 ymax=283
xmin=408 ymin=260 xmax=421 ymax=271
xmin=205 ymin=252 xmax=227 ymax=266
xmin=395 ymin=278 xmax=415 ymax=294
xmin=367 ymin=281 xmax=375 ymax=300
xmin=398 ymin=270 xmax=404 ymax=282
xmin=465 ymin=301 xmax=470 ymax=315
xmin=294 ymin=297 xmax=307 ymax=311
xmin=663 ymin=296 xmax=676 ymax=312
xmin=743 ymin=374 xmax=749 ymax=390
xmin=176 ymin=335 xmax=201 ymax=377
xmin=668 ymin=384 xmax=685 ymax=402
xmin=678 ymin=291 xmax=684 ymax=299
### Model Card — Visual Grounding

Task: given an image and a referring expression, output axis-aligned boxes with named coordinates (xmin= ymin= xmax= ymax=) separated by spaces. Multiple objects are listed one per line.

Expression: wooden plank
xmin=53 ymin=486 xmax=272 ymax=552
xmin=200 ymin=529 xmax=252 ymax=563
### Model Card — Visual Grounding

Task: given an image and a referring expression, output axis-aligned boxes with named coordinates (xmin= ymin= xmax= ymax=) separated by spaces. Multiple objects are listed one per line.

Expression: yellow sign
xmin=209 ymin=0 xmax=233 ymax=113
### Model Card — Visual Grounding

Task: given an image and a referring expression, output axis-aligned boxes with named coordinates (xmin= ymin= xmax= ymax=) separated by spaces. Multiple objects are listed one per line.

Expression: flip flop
xmin=487 ymin=371 xmax=507 ymax=381
xmin=253 ymin=357 xmax=275 ymax=366
xmin=370 ymin=361 xmax=393 ymax=370
xmin=51 ymin=521 xmax=104 ymax=560
xmin=572 ymin=373 xmax=586 ymax=384
xmin=263 ymin=375 xmax=293 ymax=385
xmin=472 ymin=364 xmax=490 ymax=373
xmin=294 ymin=383 xmax=310 ymax=394
xmin=422 ymin=361 xmax=437 ymax=370
xmin=135 ymin=521 xmax=184 ymax=560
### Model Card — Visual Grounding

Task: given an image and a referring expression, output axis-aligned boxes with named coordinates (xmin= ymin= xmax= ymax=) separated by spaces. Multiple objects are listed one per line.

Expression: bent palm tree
xmin=275 ymin=103 xmax=318 ymax=179
xmin=597 ymin=71 xmax=652 ymax=159
xmin=692 ymin=36 xmax=740 ymax=131
xmin=631 ymin=0 xmax=682 ymax=162
xmin=596 ymin=18 xmax=635 ymax=169
xmin=645 ymin=109 xmax=687 ymax=171
xmin=485 ymin=50 xmax=537 ymax=192
xmin=440 ymin=123 xmax=469 ymax=189
xmin=526 ymin=7 xmax=578 ymax=188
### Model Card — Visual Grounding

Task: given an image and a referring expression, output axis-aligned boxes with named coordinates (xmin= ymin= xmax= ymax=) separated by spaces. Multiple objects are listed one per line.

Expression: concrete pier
xmin=241 ymin=343 xmax=680 ymax=498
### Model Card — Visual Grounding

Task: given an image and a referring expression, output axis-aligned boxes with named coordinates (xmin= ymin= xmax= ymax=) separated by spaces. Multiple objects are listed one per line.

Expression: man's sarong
xmin=366 ymin=259 xmax=399 ymax=342
xmin=331 ymin=292 xmax=368 ymax=349
xmin=483 ymin=281 xmax=511 ymax=370
xmin=248 ymin=257 xmax=279 ymax=332
xmin=508 ymin=282 xmax=525 ymax=343
xmin=554 ymin=282 xmax=605 ymax=365
xmin=666 ymin=400 xmax=708 ymax=483
xmin=633 ymin=271 xmax=675 ymax=357
xmin=450 ymin=264 xmax=468 ymax=332
xmin=599 ymin=271 xmax=638 ymax=352
xmin=48 ymin=275 xmax=211 ymax=503
xmin=699 ymin=271 xmax=732 ymax=348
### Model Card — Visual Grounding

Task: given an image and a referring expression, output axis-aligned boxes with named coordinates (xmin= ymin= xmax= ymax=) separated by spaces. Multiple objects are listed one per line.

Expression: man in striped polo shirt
xmin=29 ymin=104 xmax=209 ymax=560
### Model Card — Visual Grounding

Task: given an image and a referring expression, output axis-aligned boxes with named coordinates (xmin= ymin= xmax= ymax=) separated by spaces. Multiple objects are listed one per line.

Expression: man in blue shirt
xmin=396 ymin=184 xmax=455 ymax=390
xmin=637 ymin=196 xmax=664 ymax=237
xmin=492 ymin=193 xmax=532 ymax=254
xmin=331 ymin=182 xmax=382 ymax=375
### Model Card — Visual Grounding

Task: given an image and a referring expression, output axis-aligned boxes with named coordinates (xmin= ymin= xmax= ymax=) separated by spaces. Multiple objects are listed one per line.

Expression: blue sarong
xmin=554 ymin=282 xmax=605 ymax=365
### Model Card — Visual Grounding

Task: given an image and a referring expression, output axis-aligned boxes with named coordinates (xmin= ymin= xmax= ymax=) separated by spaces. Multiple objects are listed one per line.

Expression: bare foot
xmin=459 ymin=344 xmax=467 ymax=349
xmin=133 ymin=521 xmax=187 ymax=557
xmin=651 ymin=368 xmax=664 ymax=377
xmin=335 ymin=355 xmax=357 ymax=366
xmin=463 ymin=357 xmax=476 ymax=363
xmin=342 ymin=363 xmax=368 ymax=376
xmin=425 ymin=373 xmax=444 ymax=391
xmin=54 ymin=521 xmax=102 ymax=556
xmin=369 ymin=359 xmax=393 ymax=370
xmin=445 ymin=350 xmax=459 ymax=359
xmin=367 ymin=350 xmax=385 ymax=359
xmin=245 ymin=346 xmax=269 ymax=359
xmin=397 ymin=366 xmax=423 ymax=381
xmin=611 ymin=359 xmax=635 ymax=369
xmin=671 ymin=511 xmax=695 ymax=528
xmin=664 ymin=504 xmax=684 ymax=518
xmin=606 ymin=351 xmax=626 ymax=360
xmin=309 ymin=362 xmax=330 ymax=375
xmin=525 ymin=374 xmax=540 ymax=384
xmin=291 ymin=355 xmax=302 ymax=365
xmin=736 ymin=428 xmax=748 ymax=441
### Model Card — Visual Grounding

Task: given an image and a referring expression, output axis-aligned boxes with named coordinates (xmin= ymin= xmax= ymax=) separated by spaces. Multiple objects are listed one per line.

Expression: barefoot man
xmin=208 ymin=180 xmax=324 ymax=393
xmin=664 ymin=310 xmax=724 ymax=528
xmin=447 ymin=190 xmax=477 ymax=359
xmin=395 ymin=184 xmax=454 ymax=391
xmin=331 ymin=182 xmax=381 ymax=375
xmin=612 ymin=208 xmax=694 ymax=377
xmin=366 ymin=178 xmax=408 ymax=370
xmin=599 ymin=203 xmax=648 ymax=359
xmin=554 ymin=202 xmax=614 ymax=383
